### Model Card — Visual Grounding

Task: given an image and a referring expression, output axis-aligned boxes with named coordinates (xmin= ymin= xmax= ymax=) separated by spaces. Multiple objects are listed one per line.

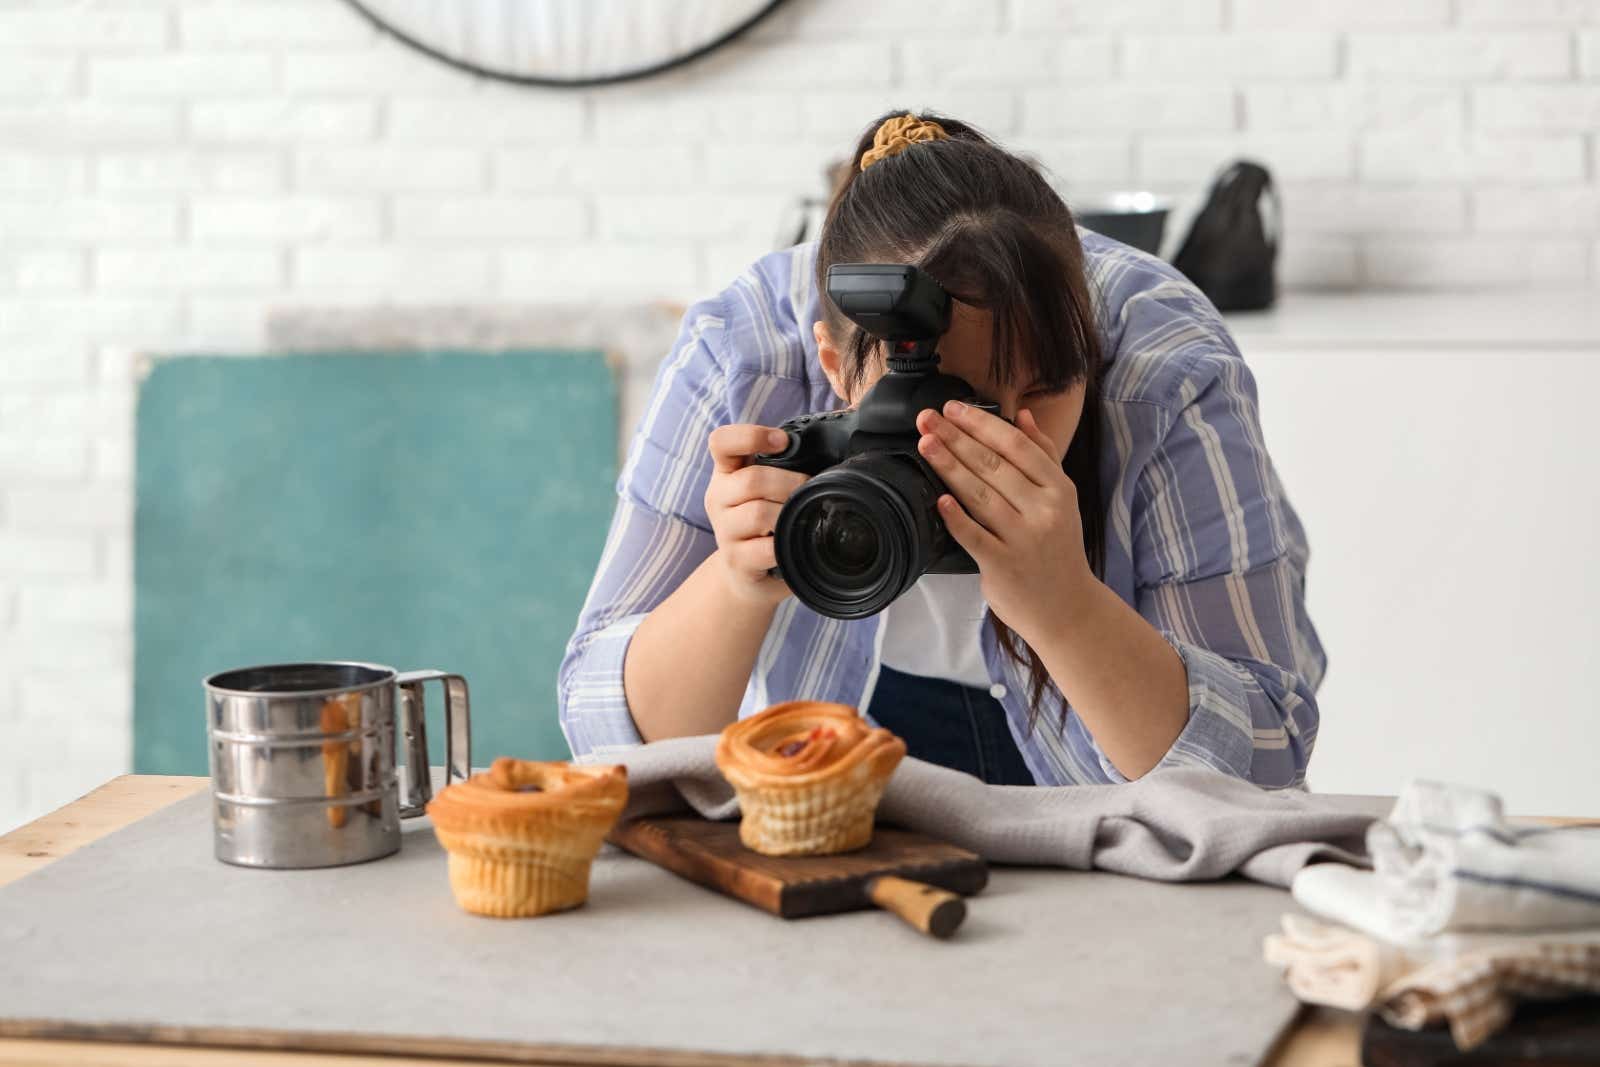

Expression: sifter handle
xmin=395 ymin=670 xmax=471 ymax=817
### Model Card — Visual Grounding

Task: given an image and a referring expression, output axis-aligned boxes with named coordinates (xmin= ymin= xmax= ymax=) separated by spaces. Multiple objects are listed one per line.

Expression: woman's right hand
xmin=705 ymin=424 xmax=808 ymax=606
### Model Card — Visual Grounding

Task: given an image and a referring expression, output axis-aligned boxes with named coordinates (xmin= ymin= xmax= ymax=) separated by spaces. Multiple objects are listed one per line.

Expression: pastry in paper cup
xmin=426 ymin=757 xmax=627 ymax=918
xmin=715 ymin=700 xmax=906 ymax=857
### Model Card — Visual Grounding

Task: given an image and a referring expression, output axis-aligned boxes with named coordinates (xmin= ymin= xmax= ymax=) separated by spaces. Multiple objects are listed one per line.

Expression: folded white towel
xmin=1292 ymin=779 xmax=1600 ymax=943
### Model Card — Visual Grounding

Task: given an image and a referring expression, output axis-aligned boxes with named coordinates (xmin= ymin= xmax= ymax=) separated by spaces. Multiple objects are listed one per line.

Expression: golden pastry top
xmin=715 ymin=700 xmax=906 ymax=785
xmin=860 ymin=114 xmax=950 ymax=171
xmin=425 ymin=756 xmax=627 ymax=829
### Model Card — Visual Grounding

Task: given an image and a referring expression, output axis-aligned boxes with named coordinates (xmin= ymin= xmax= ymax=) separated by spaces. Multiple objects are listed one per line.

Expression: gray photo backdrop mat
xmin=0 ymin=786 xmax=1320 ymax=1066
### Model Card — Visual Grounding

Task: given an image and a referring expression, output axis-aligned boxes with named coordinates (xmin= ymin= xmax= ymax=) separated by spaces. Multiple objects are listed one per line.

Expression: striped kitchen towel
xmin=1380 ymin=939 xmax=1600 ymax=1050
xmin=1291 ymin=779 xmax=1600 ymax=942
xmin=1265 ymin=914 xmax=1600 ymax=1051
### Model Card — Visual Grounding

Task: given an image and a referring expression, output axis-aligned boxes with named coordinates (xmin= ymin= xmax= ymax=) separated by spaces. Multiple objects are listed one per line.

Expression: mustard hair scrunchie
xmin=859 ymin=113 xmax=949 ymax=171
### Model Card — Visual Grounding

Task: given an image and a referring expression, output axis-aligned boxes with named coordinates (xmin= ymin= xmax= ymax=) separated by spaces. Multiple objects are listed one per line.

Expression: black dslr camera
xmin=753 ymin=263 xmax=1003 ymax=620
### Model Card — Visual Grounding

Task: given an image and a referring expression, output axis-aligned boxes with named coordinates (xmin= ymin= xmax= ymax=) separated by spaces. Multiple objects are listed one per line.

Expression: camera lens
xmin=772 ymin=451 xmax=957 ymax=620
xmin=814 ymin=503 xmax=879 ymax=578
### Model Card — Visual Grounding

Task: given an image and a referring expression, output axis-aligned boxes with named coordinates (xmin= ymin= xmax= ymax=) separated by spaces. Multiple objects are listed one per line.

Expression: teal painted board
xmin=134 ymin=350 xmax=617 ymax=775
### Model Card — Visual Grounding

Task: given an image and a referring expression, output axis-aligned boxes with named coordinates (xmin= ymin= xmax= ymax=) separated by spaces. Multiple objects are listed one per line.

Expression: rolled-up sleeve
xmin=557 ymin=301 xmax=726 ymax=761
xmin=1097 ymin=351 xmax=1324 ymax=789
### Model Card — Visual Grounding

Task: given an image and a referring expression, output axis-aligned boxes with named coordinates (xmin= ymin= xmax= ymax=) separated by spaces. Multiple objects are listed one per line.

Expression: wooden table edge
xmin=0 ymin=1022 xmax=927 ymax=1067
xmin=0 ymin=773 xmax=209 ymax=890
xmin=2 ymin=775 xmax=1593 ymax=1067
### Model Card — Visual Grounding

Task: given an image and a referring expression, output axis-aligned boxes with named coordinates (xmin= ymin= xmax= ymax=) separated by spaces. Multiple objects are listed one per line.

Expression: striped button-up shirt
xmin=558 ymin=233 xmax=1324 ymax=789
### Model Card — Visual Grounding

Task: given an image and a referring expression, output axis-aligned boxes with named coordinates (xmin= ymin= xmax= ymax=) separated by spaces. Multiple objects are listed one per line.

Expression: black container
xmin=1075 ymin=203 xmax=1170 ymax=255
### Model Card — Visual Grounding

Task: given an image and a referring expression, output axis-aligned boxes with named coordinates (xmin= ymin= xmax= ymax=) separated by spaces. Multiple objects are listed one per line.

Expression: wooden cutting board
xmin=609 ymin=816 xmax=988 ymax=938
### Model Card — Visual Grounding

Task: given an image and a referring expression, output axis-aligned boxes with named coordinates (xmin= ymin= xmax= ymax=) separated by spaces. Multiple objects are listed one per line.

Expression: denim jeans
xmin=865 ymin=664 xmax=1035 ymax=785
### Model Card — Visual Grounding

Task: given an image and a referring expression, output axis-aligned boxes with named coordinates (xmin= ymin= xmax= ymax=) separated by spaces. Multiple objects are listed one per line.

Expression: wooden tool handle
xmin=865 ymin=875 xmax=967 ymax=939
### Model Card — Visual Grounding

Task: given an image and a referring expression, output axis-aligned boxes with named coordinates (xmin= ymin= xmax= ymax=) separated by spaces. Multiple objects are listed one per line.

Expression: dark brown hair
xmin=816 ymin=109 xmax=1105 ymax=736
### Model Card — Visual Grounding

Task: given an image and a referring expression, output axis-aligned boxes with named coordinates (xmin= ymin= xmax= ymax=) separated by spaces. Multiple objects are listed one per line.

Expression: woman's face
xmin=815 ymin=301 xmax=1086 ymax=466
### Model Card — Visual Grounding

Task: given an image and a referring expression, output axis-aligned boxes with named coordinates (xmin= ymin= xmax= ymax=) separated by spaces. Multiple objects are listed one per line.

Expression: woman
xmin=558 ymin=112 xmax=1322 ymax=789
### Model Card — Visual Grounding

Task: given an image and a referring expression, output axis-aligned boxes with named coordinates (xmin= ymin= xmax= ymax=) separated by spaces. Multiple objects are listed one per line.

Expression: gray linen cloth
xmin=599 ymin=735 xmax=1379 ymax=888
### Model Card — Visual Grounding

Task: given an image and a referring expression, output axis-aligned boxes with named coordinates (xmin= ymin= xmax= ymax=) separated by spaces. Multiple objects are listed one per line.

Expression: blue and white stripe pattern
xmin=558 ymin=232 xmax=1325 ymax=789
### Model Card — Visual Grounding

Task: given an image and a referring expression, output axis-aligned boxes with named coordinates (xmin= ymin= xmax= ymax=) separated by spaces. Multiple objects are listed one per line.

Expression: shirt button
xmin=989 ymin=683 xmax=1008 ymax=700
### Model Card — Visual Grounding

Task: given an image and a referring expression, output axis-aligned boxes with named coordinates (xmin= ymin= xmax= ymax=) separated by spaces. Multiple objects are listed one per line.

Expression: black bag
xmin=1171 ymin=160 xmax=1279 ymax=311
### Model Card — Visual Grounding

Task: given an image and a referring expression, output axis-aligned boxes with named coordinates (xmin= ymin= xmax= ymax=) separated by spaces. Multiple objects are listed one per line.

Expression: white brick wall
xmin=4 ymin=0 xmax=1600 ymax=833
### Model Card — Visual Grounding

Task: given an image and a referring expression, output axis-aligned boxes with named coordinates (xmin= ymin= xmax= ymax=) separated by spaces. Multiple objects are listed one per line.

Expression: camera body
xmin=751 ymin=263 xmax=1004 ymax=620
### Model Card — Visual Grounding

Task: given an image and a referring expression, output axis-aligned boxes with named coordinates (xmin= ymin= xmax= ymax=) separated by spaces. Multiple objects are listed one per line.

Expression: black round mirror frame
xmin=338 ymin=0 xmax=793 ymax=90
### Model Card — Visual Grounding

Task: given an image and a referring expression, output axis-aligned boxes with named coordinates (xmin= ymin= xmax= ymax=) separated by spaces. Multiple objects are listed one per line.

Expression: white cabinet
xmin=1241 ymin=335 xmax=1600 ymax=816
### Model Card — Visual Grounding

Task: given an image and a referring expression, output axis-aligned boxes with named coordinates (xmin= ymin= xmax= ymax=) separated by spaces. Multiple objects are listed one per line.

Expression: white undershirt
xmin=877 ymin=572 xmax=993 ymax=690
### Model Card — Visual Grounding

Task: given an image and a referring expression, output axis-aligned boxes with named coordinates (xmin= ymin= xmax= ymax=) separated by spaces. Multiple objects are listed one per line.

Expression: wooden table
xmin=0 ymin=776 xmax=1589 ymax=1067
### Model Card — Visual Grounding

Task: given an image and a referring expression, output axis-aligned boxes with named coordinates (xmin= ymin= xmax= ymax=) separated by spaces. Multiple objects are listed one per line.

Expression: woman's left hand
xmin=916 ymin=399 xmax=1096 ymax=646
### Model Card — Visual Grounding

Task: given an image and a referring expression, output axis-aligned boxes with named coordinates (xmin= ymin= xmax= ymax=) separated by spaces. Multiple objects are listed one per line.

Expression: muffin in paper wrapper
xmin=426 ymin=757 xmax=627 ymax=917
xmin=715 ymin=700 xmax=906 ymax=856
